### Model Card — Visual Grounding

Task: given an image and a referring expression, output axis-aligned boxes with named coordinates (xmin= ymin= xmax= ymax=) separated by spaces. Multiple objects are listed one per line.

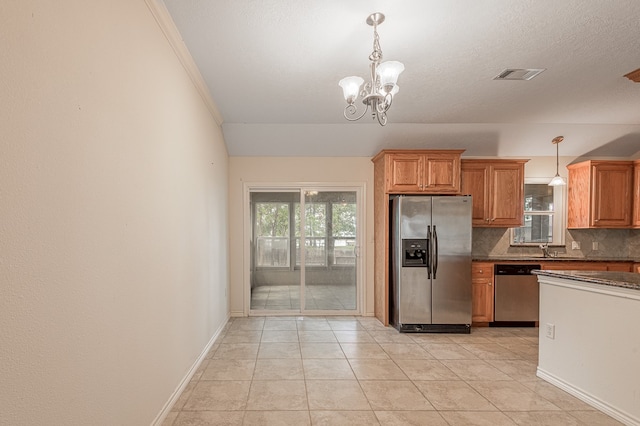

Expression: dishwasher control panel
xmin=495 ymin=264 xmax=541 ymax=275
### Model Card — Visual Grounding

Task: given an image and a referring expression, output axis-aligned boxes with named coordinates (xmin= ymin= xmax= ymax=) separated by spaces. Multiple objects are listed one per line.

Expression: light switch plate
xmin=545 ymin=323 xmax=555 ymax=339
xmin=592 ymin=241 xmax=599 ymax=250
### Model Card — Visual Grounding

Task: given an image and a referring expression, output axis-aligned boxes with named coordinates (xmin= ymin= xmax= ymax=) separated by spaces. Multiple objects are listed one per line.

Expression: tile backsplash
xmin=473 ymin=227 xmax=640 ymax=259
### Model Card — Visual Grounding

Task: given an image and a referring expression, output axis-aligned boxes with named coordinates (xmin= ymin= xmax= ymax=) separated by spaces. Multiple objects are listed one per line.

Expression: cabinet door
xmin=387 ymin=154 xmax=422 ymax=192
xmin=489 ymin=163 xmax=525 ymax=227
xmin=461 ymin=163 xmax=490 ymax=226
xmin=567 ymin=162 xmax=591 ymax=228
xmin=591 ymin=163 xmax=632 ymax=227
xmin=633 ymin=161 xmax=640 ymax=228
xmin=606 ymin=263 xmax=633 ymax=272
xmin=471 ymin=263 xmax=493 ymax=323
xmin=423 ymin=153 xmax=461 ymax=193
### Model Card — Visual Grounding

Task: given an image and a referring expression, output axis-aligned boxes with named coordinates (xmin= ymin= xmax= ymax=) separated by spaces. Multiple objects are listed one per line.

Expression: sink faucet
xmin=539 ymin=243 xmax=550 ymax=258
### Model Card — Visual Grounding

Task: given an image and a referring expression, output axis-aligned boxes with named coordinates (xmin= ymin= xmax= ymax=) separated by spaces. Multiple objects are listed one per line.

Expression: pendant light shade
xmin=548 ymin=175 xmax=566 ymax=186
xmin=376 ymin=61 xmax=405 ymax=93
xmin=549 ymin=136 xmax=566 ymax=186
xmin=338 ymin=76 xmax=364 ymax=105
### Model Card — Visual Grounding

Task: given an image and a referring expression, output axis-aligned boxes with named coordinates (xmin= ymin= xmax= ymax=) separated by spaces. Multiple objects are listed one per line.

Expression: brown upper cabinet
xmin=461 ymin=159 xmax=528 ymax=227
xmin=371 ymin=149 xmax=464 ymax=325
xmin=634 ymin=160 xmax=640 ymax=228
xmin=372 ymin=150 xmax=463 ymax=194
xmin=567 ymin=160 xmax=633 ymax=229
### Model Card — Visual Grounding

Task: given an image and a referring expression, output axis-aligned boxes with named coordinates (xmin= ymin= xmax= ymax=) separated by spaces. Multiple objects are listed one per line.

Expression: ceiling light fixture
xmin=338 ymin=13 xmax=404 ymax=126
xmin=549 ymin=136 xmax=566 ymax=186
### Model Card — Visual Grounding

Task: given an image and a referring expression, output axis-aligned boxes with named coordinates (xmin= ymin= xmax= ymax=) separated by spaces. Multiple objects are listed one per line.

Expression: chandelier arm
xmin=376 ymin=110 xmax=388 ymax=126
xmin=343 ymin=103 xmax=370 ymax=121
xmin=376 ymin=93 xmax=393 ymax=114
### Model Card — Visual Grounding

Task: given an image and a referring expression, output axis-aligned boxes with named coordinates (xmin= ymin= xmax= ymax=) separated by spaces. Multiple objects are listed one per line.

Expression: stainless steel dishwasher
xmin=494 ymin=264 xmax=541 ymax=323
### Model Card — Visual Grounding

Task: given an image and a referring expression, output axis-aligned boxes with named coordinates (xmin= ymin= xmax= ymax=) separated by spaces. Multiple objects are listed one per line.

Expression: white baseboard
xmin=537 ymin=367 xmax=639 ymax=426
xmin=151 ymin=315 xmax=230 ymax=426
xmin=229 ymin=310 xmax=245 ymax=317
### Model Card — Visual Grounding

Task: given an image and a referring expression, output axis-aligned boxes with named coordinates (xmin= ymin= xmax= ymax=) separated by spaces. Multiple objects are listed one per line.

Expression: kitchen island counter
xmin=533 ymin=269 xmax=640 ymax=290
xmin=534 ymin=270 xmax=640 ymax=426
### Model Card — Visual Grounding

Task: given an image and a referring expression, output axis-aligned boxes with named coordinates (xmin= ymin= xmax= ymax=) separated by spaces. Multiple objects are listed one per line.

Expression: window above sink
xmin=510 ymin=178 xmax=566 ymax=246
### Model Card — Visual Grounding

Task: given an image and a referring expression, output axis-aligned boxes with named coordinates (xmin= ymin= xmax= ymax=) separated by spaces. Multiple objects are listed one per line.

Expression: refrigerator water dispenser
xmin=402 ymin=239 xmax=428 ymax=267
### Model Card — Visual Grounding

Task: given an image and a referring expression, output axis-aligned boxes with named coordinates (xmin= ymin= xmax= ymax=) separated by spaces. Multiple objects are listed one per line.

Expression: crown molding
xmin=144 ymin=0 xmax=224 ymax=126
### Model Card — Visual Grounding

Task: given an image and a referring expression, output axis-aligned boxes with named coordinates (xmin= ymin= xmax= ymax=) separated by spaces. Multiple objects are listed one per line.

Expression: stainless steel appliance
xmin=389 ymin=195 xmax=472 ymax=333
xmin=494 ymin=264 xmax=540 ymax=324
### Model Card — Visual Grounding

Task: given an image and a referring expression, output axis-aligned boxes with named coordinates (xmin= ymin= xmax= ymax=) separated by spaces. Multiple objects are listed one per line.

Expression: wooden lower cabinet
xmin=540 ymin=262 xmax=607 ymax=271
xmin=471 ymin=260 xmax=635 ymax=326
xmin=606 ymin=263 xmax=633 ymax=272
xmin=471 ymin=262 xmax=494 ymax=323
xmin=540 ymin=261 xmax=632 ymax=272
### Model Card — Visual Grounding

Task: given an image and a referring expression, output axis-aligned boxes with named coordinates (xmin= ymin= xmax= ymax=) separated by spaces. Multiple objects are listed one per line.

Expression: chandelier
xmin=338 ymin=13 xmax=405 ymax=126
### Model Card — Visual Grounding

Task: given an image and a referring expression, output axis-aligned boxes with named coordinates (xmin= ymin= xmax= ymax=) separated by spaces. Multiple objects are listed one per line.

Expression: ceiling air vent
xmin=624 ymin=68 xmax=640 ymax=83
xmin=494 ymin=68 xmax=545 ymax=81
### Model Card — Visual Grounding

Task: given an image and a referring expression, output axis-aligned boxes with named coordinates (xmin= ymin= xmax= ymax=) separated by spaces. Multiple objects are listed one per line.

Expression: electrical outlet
xmin=592 ymin=241 xmax=599 ymax=251
xmin=571 ymin=241 xmax=581 ymax=250
xmin=545 ymin=323 xmax=555 ymax=339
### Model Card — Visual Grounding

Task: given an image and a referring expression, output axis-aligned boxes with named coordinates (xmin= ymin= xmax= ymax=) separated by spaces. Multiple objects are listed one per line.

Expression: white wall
xmin=537 ymin=276 xmax=640 ymax=425
xmin=228 ymin=157 xmax=375 ymax=317
xmin=0 ymin=1 xmax=229 ymax=424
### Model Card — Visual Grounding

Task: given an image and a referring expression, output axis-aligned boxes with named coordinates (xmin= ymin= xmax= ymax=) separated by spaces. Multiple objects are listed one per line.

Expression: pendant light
xmin=548 ymin=136 xmax=566 ymax=186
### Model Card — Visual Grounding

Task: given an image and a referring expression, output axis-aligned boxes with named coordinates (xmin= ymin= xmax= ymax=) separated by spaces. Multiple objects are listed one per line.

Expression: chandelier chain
xmin=369 ymin=26 xmax=383 ymax=63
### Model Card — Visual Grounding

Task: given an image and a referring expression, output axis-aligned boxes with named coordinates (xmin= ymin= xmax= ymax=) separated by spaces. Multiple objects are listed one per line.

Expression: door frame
xmin=243 ymin=182 xmax=366 ymax=316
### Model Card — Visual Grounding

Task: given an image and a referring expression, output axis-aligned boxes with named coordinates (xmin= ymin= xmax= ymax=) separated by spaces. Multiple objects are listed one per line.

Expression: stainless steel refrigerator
xmin=390 ymin=195 xmax=472 ymax=333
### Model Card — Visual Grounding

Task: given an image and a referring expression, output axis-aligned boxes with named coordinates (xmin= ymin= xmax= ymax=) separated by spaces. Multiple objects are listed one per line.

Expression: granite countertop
xmin=472 ymin=256 xmax=638 ymax=263
xmin=533 ymin=270 xmax=640 ymax=291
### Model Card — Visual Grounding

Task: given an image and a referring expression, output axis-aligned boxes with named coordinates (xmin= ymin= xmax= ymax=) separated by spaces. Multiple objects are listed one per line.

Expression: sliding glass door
xmin=249 ymin=187 xmax=360 ymax=315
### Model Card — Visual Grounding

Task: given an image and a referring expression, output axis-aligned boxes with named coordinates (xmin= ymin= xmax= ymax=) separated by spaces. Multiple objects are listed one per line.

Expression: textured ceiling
xmin=162 ymin=0 xmax=640 ymax=158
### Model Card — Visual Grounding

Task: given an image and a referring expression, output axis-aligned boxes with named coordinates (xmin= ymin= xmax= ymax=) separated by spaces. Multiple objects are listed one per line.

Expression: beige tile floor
xmin=251 ymin=284 xmax=357 ymax=311
xmin=163 ymin=316 xmax=623 ymax=426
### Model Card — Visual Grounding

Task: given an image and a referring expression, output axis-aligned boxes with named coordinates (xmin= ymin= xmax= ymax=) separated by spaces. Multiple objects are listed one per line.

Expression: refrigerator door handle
xmin=426 ymin=225 xmax=432 ymax=279
xmin=433 ymin=225 xmax=439 ymax=279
